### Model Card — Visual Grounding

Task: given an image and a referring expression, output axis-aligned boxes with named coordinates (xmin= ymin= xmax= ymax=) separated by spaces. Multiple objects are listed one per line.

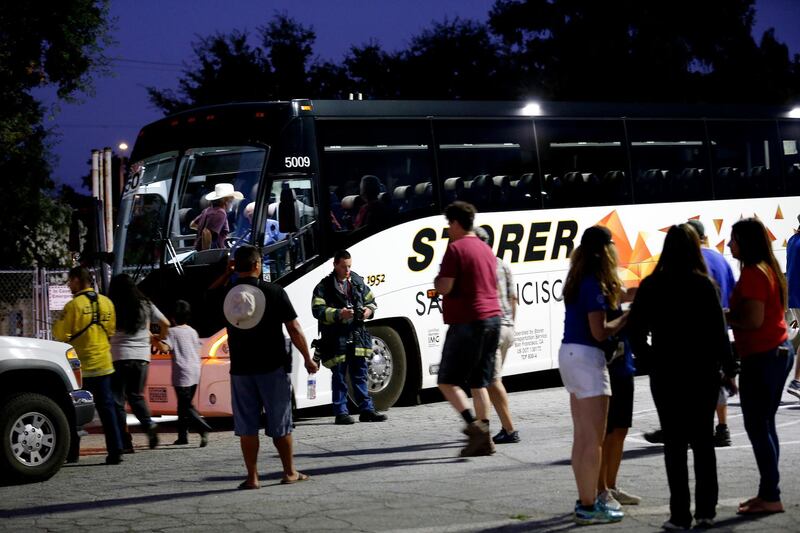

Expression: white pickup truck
xmin=0 ymin=336 xmax=95 ymax=483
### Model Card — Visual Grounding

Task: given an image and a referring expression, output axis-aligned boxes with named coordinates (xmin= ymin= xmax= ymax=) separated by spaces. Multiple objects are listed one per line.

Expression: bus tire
xmin=348 ymin=325 xmax=407 ymax=412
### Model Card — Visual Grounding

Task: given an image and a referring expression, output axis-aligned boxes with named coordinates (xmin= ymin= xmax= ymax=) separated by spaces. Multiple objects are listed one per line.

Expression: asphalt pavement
xmin=2 ymin=375 xmax=799 ymax=532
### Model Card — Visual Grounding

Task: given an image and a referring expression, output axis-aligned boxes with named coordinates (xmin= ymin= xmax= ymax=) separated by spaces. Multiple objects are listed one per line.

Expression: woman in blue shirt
xmin=559 ymin=226 xmax=628 ymax=525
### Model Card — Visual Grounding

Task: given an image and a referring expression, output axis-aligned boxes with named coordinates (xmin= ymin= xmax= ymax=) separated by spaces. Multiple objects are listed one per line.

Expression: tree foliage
xmin=149 ymin=3 xmax=800 ymax=114
xmin=0 ymin=1 xmax=111 ymax=267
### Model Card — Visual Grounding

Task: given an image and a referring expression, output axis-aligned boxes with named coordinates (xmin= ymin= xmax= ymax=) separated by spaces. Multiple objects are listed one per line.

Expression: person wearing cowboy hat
xmin=190 ymin=183 xmax=243 ymax=250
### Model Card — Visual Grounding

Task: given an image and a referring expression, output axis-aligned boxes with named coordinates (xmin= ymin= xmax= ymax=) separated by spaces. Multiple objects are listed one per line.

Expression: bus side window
xmin=536 ymin=119 xmax=628 ymax=209
xmin=628 ymin=120 xmax=710 ymax=204
xmin=318 ymin=119 xmax=433 ymax=238
xmin=778 ymin=121 xmax=800 ymax=196
xmin=709 ymin=120 xmax=781 ymax=200
xmin=434 ymin=119 xmax=537 ymax=212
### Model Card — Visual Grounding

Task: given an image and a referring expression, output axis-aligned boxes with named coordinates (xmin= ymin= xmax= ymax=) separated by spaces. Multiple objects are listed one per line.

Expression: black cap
xmin=686 ymin=219 xmax=705 ymax=239
xmin=580 ymin=226 xmax=612 ymax=255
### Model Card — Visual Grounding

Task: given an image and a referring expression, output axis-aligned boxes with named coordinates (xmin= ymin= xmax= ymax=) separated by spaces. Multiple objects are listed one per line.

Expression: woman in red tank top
xmin=727 ymin=218 xmax=794 ymax=515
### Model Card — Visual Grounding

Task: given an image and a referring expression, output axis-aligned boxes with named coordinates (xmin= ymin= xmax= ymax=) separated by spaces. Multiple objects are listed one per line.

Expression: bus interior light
xmin=789 ymin=107 xmax=800 ymax=118
xmin=521 ymin=102 xmax=542 ymax=116
xmin=300 ymin=105 xmax=313 ymax=111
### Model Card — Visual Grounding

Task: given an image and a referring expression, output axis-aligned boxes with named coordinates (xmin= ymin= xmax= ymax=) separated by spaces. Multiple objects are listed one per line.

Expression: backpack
xmin=70 ymin=291 xmax=110 ymax=341
xmin=195 ymin=209 xmax=217 ymax=251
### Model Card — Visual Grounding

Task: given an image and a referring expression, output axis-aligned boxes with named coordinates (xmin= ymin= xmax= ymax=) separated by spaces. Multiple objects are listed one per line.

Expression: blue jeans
xmin=331 ymin=352 xmax=374 ymax=416
xmin=739 ymin=341 xmax=795 ymax=502
xmin=83 ymin=374 xmax=123 ymax=455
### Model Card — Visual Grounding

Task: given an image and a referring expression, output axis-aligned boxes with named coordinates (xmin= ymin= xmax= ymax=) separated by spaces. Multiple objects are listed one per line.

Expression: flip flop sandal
xmin=280 ymin=472 xmax=309 ymax=484
xmin=237 ymin=481 xmax=260 ymax=490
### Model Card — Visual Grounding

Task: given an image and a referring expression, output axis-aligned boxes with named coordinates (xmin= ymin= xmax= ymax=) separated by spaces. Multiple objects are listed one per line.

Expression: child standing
xmin=167 ymin=300 xmax=211 ymax=447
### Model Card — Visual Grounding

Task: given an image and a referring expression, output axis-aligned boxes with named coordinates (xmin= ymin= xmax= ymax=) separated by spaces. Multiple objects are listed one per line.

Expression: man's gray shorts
xmin=231 ymin=368 xmax=293 ymax=438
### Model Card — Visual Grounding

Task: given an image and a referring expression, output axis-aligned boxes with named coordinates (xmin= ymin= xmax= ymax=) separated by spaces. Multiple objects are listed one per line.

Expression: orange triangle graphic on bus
xmin=716 ymin=240 xmax=725 ymax=253
xmin=597 ymin=210 xmax=632 ymax=265
xmin=714 ymin=219 xmax=723 ymax=234
xmin=766 ymin=227 xmax=777 ymax=242
xmin=784 ymin=239 xmax=789 ymax=247
xmin=776 ymin=206 xmax=784 ymax=219
xmin=688 ymin=215 xmax=700 ymax=221
xmin=630 ymin=233 xmax=652 ymax=264
xmin=659 ymin=225 xmax=671 ymax=233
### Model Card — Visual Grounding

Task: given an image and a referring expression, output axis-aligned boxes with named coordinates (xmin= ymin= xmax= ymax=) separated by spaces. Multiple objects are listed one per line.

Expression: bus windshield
xmin=114 ymin=152 xmax=178 ymax=280
xmin=170 ymin=146 xmax=266 ymax=258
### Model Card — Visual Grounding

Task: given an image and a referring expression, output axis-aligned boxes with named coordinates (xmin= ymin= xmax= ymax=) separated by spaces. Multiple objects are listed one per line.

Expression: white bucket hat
xmin=206 ymin=183 xmax=244 ymax=202
xmin=223 ymin=284 xmax=265 ymax=330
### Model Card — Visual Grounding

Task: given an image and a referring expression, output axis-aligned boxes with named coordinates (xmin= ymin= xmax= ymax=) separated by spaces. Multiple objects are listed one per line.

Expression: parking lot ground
xmin=2 ymin=375 xmax=800 ymax=532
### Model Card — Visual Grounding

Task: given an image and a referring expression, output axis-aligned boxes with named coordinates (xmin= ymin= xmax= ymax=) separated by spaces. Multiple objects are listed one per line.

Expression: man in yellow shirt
xmin=53 ymin=266 xmax=124 ymax=464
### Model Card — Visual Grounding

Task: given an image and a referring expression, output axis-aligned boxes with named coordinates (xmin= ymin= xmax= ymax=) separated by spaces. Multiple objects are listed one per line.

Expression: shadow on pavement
xmin=477 ymin=512 xmax=576 ymax=532
xmin=205 ymin=455 xmax=468 ymax=485
xmin=0 ymin=488 xmax=239 ymax=518
xmin=546 ymin=445 xmax=663 ymax=467
xmin=294 ymin=440 xmax=464 ymax=458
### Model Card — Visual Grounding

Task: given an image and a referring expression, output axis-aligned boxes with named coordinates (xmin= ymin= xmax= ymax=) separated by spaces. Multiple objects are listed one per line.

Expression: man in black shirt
xmin=223 ymin=245 xmax=318 ymax=489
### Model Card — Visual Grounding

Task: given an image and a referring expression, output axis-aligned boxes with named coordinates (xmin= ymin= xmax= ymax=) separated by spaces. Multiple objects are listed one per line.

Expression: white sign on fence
xmin=48 ymin=286 xmax=73 ymax=311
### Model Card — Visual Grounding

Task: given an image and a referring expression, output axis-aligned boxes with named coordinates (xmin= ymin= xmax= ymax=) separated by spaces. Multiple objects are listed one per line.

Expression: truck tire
xmin=0 ymin=393 xmax=70 ymax=483
xmin=359 ymin=325 xmax=407 ymax=411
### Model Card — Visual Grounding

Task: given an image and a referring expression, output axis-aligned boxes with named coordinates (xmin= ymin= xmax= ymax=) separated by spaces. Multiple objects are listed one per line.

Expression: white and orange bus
xmin=112 ymin=100 xmax=800 ymax=416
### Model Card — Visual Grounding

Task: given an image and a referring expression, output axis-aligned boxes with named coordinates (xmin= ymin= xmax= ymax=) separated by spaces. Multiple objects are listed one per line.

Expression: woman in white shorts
xmin=559 ymin=226 xmax=628 ymax=525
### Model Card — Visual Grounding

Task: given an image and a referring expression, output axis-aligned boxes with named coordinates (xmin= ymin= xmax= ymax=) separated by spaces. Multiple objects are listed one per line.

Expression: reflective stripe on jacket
xmin=311 ymin=271 xmax=376 ymax=367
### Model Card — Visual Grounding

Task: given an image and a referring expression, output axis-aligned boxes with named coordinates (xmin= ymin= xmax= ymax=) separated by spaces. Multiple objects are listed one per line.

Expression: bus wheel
xmin=361 ymin=326 xmax=407 ymax=411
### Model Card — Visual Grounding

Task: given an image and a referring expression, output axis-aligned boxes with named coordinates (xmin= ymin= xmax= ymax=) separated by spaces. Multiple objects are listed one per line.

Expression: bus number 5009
xmin=284 ymin=156 xmax=311 ymax=168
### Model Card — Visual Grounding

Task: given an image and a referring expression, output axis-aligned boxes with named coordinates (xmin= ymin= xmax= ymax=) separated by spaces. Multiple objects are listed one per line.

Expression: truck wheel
xmin=0 ymin=393 xmax=70 ymax=483
xmin=364 ymin=326 xmax=407 ymax=411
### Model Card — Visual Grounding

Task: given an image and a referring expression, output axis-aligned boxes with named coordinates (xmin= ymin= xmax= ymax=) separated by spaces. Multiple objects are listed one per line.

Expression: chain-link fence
xmin=0 ymin=268 xmax=99 ymax=340
xmin=0 ymin=270 xmax=38 ymax=338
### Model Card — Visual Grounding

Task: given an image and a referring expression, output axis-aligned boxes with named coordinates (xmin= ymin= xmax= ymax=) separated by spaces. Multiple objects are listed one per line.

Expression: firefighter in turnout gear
xmin=311 ymin=250 xmax=387 ymax=425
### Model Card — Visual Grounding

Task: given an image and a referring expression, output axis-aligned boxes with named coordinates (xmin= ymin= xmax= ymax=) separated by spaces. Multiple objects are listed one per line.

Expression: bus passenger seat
xmin=393 ymin=185 xmax=413 ymax=200
xmin=512 ymin=173 xmax=540 ymax=208
xmin=787 ymin=165 xmax=800 ymax=195
xmin=601 ymin=170 xmax=627 ymax=204
xmin=676 ymin=168 xmax=702 ymax=200
xmin=543 ymin=174 xmax=563 ymax=207
xmin=414 ymin=182 xmax=433 ymax=208
xmin=468 ymin=174 xmax=491 ymax=208
xmin=747 ymin=166 xmax=769 ymax=196
xmin=563 ymin=171 xmax=586 ymax=206
xmin=491 ymin=175 xmax=510 ymax=207
xmin=715 ymin=166 xmax=739 ymax=197
xmin=638 ymin=169 xmax=662 ymax=203
xmin=443 ymin=177 xmax=464 ymax=203
xmin=393 ymin=185 xmax=414 ymax=213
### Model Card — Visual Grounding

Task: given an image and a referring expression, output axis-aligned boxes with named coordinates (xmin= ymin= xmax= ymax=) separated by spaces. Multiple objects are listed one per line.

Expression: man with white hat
xmin=223 ymin=245 xmax=318 ymax=489
xmin=190 ymin=183 xmax=243 ymax=250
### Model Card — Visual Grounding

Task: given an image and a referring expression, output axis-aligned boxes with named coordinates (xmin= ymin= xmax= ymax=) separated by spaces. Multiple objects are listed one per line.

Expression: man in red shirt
xmin=434 ymin=201 xmax=502 ymax=457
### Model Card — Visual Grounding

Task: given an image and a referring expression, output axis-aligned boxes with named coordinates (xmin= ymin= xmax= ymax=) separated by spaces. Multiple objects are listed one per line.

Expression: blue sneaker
xmin=574 ymin=500 xmax=624 ymax=525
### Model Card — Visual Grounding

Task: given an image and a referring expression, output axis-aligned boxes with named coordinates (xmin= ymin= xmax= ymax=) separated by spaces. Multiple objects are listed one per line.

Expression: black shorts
xmin=437 ymin=317 xmax=501 ymax=388
xmin=607 ymin=373 xmax=634 ymax=433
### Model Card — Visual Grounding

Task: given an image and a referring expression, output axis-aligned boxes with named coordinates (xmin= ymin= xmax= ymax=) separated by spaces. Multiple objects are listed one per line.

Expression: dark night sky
xmin=38 ymin=0 xmax=800 ymax=191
